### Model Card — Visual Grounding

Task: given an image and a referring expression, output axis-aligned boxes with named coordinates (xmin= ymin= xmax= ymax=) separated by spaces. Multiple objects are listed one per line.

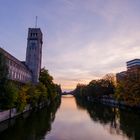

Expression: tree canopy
xmin=74 ymin=74 xmax=115 ymax=100
xmin=115 ymin=70 xmax=140 ymax=106
xmin=0 ymin=56 xmax=61 ymax=111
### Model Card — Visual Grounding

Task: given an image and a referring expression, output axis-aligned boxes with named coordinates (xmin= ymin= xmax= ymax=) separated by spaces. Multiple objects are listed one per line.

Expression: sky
xmin=0 ymin=0 xmax=140 ymax=91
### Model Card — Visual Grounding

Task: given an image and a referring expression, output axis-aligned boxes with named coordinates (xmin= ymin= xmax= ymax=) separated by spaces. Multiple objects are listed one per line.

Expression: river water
xmin=0 ymin=96 xmax=140 ymax=140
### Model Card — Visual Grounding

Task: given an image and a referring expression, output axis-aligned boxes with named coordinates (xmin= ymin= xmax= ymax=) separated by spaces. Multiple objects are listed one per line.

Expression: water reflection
xmin=0 ymin=96 xmax=140 ymax=140
xmin=46 ymin=96 xmax=130 ymax=140
xmin=75 ymin=97 xmax=140 ymax=140
xmin=0 ymin=97 xmax=61 ymax=140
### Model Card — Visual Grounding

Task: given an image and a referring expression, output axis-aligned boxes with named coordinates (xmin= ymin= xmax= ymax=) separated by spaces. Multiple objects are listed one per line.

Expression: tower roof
xmin=28 ymin=28 xmax=43 ymax=43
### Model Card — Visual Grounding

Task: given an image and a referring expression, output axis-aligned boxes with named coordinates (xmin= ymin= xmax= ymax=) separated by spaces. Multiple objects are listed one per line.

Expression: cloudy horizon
xmin=0 ymin=0 xmax=140 ymax=91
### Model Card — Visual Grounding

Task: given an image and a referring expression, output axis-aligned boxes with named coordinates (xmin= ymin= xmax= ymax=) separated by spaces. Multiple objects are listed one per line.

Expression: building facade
xmin=126 ymin=59 xmax=140 ymax=74
xmin=127 ymin=59 xmax=140 ymax=70
xmin=116 ymin=59 xmax=140 ymax=83
xmin=0 ymin=48 xmax=32 ymax=83
xmin=116 ymin=71 xmax=127 ymax=83
xmin=0 ymin=27 xmax=43 ymax=84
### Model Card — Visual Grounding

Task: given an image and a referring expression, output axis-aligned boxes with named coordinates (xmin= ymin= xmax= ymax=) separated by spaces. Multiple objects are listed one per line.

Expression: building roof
xmin=0 ymin=47 xmax=32 ymax=73
xmin=127 ymin=59 xmax=140 ymax=64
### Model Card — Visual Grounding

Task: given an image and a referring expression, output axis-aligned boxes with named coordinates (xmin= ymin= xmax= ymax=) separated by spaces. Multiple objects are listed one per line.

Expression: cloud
xmin=1 ymin=0 xmax=140 ymax=91
xmin=43 ymin=24 xmax=140 ymax=91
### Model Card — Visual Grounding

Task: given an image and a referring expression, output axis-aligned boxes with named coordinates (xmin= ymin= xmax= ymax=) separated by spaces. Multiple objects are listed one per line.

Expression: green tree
xmin=16 ymin=85 xmax=29 ymax=112
xmin=36 ymin=83 xmax=48 ymax=104
xmin=0 ymin=51 xmax=8 ymax=108
xmin=27 ymin=82 xmax=49 ymax=108
xmin=39 ymin=68 xmax=53 ymax=87
xmin=0 ymin=51 xmax=19 ymax=110
xmin=0 ymin=82 xmax=18 ymax=109
xmin=0 ymin=51 xmax=8 ymax=85
xmin=27 ymin=84 xmax=40 ymax=108
xmin=39 ymin=68 xmax=61 ymax=101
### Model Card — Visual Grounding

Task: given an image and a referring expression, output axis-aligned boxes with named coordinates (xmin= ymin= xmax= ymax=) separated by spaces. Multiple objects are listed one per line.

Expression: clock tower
xmin=26 ymin=28 xmax=43 ymax=83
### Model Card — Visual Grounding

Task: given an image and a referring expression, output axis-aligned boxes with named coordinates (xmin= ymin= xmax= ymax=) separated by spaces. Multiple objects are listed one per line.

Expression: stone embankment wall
xmin=0 ymin=105 xmax=30 ymax=123
xmin=0 ymin=101 xmax=49 ymax=123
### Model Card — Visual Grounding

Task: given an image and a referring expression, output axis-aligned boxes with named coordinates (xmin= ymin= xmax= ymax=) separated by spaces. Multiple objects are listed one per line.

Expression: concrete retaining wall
xmin=0 ymin=102 xmax=49 ymax=124
xmin=0 ymin=105 xmax=31 ymax=123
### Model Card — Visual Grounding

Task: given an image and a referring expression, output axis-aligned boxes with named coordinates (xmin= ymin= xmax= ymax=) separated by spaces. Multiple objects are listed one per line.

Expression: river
xmin=0 ymin=96 xmax=140 ymax=140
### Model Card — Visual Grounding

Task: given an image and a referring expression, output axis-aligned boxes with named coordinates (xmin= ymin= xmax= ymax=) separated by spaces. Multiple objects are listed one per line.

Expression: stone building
xmin=0 ymin=27 xmax=43 ymax=84
xmin=0 ymin=48 xmax=32 ymax=83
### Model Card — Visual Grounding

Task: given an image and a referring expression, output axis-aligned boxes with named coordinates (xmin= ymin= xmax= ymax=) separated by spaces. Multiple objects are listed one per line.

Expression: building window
xmin=10 ymin=61 xmax=12 ymax=66
xmin=9 ymin=70 xmax=12 ymax=78
xmin=13 ymin=72 xmax=15 ymax=79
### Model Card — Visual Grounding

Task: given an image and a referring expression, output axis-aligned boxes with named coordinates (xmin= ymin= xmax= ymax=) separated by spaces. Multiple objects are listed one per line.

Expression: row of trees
xmin=0 ymin=52 xmax=62 ymax=111
xmin=74 ymin=74 xmax=115 ymax=100
xmin=74 ymin=71 xmax=140 ymax=107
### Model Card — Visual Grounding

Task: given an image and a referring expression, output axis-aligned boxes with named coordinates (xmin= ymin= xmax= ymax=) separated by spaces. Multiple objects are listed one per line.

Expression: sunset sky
xmin=0 ymin=0 xmax=140 ymax=91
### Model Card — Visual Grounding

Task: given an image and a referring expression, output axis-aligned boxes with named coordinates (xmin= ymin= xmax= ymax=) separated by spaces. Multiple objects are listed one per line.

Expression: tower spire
xmin=35 ymin=16 xmax=38 ymax=28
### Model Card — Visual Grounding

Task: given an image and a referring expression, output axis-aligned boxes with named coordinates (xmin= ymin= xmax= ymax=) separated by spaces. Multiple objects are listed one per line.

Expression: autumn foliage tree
xmin=116 ymin=70 xmax=140 ymax=106
xmin=74 ymin=75 xmax=115 ymax=99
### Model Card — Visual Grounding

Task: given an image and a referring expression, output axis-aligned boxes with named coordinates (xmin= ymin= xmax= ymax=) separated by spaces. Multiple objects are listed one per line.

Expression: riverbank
xmin=0 ymin=101 xmax=50 ymax=124
xmin=0 ymin=96 xmax=61 ymax=133
xmin=0 ymin=96 xmax=140 ymax=140
xmin=0 ymin=97 xmax=61 ymax=137
xmin=76 ymin=96 xmax=140 ymax=113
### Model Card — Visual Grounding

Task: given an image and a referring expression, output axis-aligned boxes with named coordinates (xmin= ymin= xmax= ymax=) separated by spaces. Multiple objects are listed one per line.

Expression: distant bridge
xmin=61 ymin=92 xmax=75 ymax=96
